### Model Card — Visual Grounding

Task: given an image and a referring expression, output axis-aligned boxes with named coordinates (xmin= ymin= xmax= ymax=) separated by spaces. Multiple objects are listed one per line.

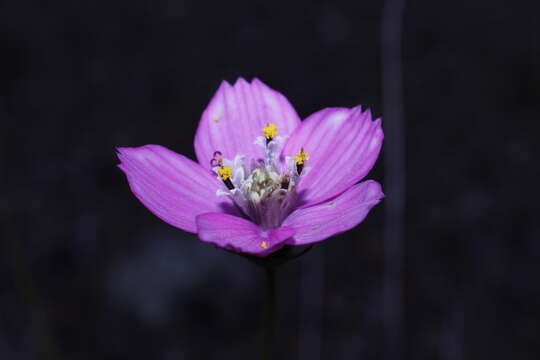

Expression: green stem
xmin=262 ymin=266 xmax=276 ymax=360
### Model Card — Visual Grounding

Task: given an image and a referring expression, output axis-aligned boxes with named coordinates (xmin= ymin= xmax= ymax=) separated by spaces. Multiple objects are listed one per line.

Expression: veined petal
xmin=196 ymin=213 xmax=295 ymax=256
xmin=283 ymin=180 xmax=383 ymax=245
xmin=117 ymin=145 xmax=238 ymax=233
xmin=194 ymin=78 xmax=301 ymax=168
xmin=282 ymin=107 xmax=383 ymax=206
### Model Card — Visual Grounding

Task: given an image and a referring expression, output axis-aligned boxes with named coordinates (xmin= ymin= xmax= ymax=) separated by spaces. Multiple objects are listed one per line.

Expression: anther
xmin=261 ymin=241 xmax=268 ymax=249
xmin=217 ymin=165 xmax=234 ymax=190
xmin=262 ymin=123 xmax=278 ymax=144
xmin=294 ymin=147 xmax=309 ymax=174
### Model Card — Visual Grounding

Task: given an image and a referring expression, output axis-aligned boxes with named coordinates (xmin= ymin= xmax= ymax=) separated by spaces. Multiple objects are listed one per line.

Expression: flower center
xmin=211 ymin=124 xmax=309 ymax=235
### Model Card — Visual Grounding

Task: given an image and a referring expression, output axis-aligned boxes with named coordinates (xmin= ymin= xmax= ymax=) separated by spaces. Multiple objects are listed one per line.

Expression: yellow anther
xmin=294 ymin=148 xmax=310 ymax=165
xmin=217 ymin=166 xmax=232 ymax=181
xmin=212 ymin=116 xmax=220 ymax=122
xmin=261 ymin=241 xmax=268 ymax=249
xmin=262 ymin=123 xmax=278 ymax=140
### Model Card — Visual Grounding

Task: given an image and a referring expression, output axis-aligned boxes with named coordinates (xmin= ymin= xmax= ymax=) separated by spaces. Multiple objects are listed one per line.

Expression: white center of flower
xmin=212 ymin=124 xmax=310 ymax=232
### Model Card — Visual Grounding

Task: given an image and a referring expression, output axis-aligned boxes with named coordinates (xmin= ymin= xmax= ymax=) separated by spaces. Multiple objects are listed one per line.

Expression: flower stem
xmin=262 ymin=265 xmax=276 ymax=360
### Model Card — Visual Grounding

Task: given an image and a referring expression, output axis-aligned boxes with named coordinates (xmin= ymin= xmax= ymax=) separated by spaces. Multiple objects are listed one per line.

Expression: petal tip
xmin=116 ymin=146 xmax=132 ymax=155
xmin=251 ymin=77 xmax=264 ymax=85
xmin=219 ymin=79 xmax=232 ymax=87
xmin=363 ymin=180 xmax=385 ymax=201
xmin=234 ymin=77 xmax=249 ymax=86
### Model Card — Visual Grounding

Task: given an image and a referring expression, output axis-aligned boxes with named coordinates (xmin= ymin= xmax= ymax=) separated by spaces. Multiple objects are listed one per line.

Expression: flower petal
xmin=196 ymin=213 xmax=295 ymax=256
xmin=117 ymin=145 xmax=238 ymax=233
xmin=282 ymin=180 xmax=384 ymax=245
xmin=282 ymin=107 xmax=383 ymax=206
xmin=194 ymin=78 xmax=301 ymax=168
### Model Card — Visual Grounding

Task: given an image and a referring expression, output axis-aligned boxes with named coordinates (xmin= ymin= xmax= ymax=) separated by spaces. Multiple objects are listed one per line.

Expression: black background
xmin=2 ymin=0 xmax=539 ymax=359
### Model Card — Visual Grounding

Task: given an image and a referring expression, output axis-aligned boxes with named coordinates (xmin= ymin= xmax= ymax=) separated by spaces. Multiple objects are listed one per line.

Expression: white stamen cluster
xmin=213 ymin=135 xmax=308 ymax=229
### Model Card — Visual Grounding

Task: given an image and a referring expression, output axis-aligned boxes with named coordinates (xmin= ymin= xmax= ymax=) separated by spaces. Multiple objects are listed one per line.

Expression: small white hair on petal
xmin=216 ymin=189 xmax=230 ymax=197
xmin=254 ymin=136 xmax=266 ymax=148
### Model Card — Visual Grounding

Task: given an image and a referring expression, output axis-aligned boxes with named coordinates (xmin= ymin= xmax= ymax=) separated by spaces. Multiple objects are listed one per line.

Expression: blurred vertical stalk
xmin=439 ymin=293 xmax=465 ymax=360
xmin=296 ymin=247 xmax=325 ymax=360
xmin=262 ymin=266 xmax=276 ymax=360
xmin=381 ymin=0 xmax=406 ymax=360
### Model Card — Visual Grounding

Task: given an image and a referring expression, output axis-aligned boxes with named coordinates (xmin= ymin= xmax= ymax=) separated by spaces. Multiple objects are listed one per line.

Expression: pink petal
xmin=194 ymin=78 xmax=301 ymax=168
xmin=117 ymin=145 xmax=238 ymax=233
xmin=282 ymin=180 xmax=384 ymax=245
xmin=196 ymin=213 xmax=295 ymax=256
xmin=281 ymin=107 xmax=383 ymax=206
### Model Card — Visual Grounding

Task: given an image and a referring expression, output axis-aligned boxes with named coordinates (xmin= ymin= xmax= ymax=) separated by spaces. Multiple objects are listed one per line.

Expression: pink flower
xmin=117 ymin=78 xmax=384 ymax=257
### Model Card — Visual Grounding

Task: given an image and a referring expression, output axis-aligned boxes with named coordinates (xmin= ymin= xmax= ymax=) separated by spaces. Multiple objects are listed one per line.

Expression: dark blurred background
xmin=1 ymin=0 xmax=539 ymax=359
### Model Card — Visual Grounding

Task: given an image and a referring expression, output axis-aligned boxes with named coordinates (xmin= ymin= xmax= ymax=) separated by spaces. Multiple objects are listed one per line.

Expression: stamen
xmin=261 ymin=241 xmax=268 ymax=249
xmin=210 ymin=132 xmax=301 ymax=230
xmin=211 ymin=151 xmax=234 ymax=190
xmin=294 ymin=147 xmax=309 ymax=174
xmin=217 ymin=166 xmax=234 ymax=190
xmin=262 ymin=123 xmax=278 ymax=143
